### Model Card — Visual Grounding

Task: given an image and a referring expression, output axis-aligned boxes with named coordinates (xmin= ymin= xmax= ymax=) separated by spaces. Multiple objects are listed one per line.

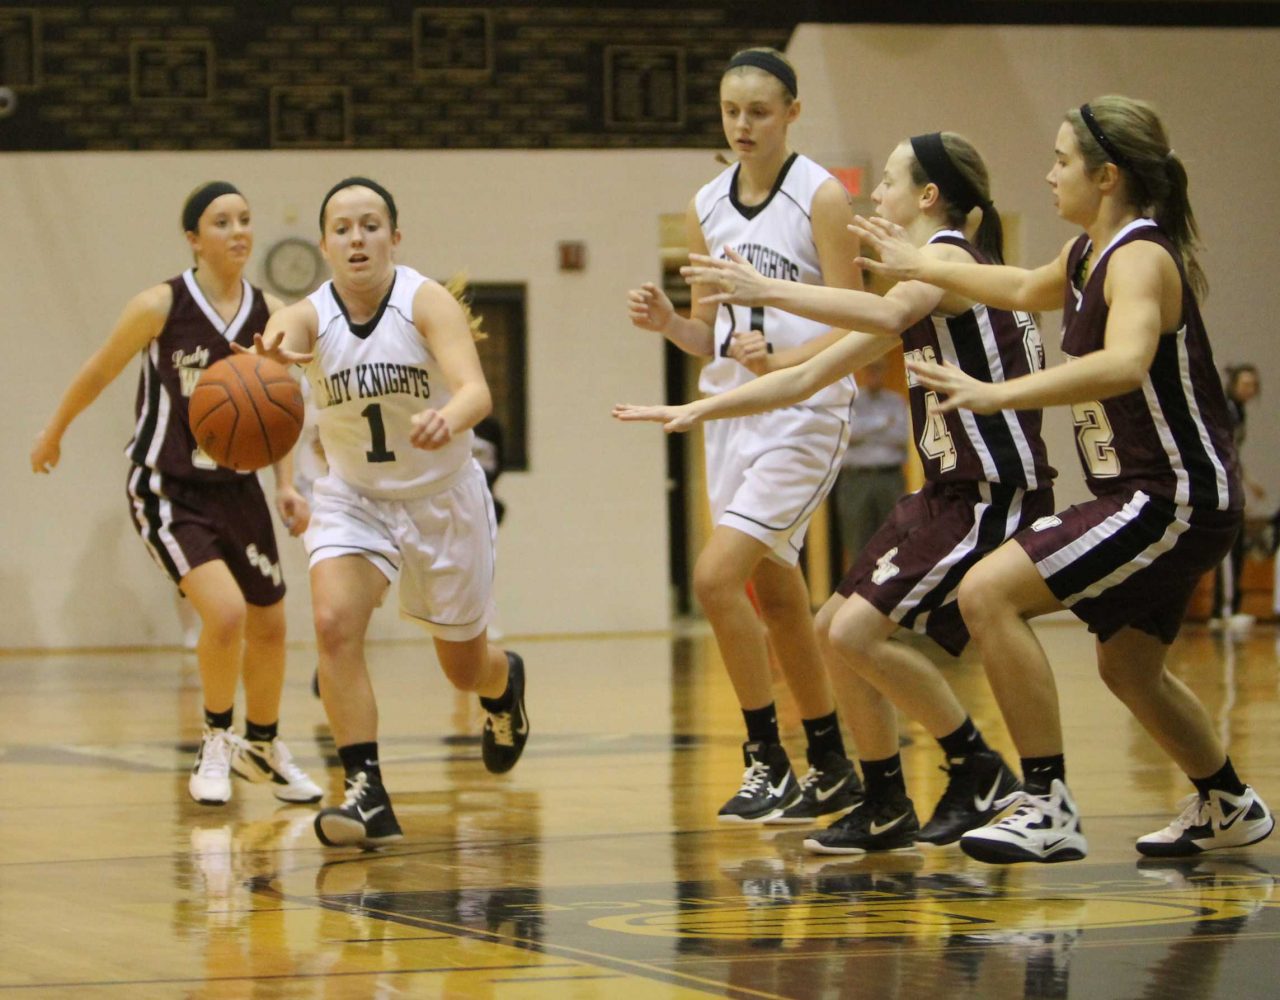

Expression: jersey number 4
xmin=719 ymin=305 xmax=771 ymax=357
xmin=361 ymin=403 xmax=396 ymax=463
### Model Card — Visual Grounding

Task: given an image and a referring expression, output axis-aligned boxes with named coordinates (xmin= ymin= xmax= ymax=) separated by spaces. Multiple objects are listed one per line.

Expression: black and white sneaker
xmin=766 ymin=751 xmax=863 ymax=824
xmin=1136 ymin=786 xmax=1274 ymax=857
xmin=717 ymin=741 xmax=801 ymax=823
xmin=482 ymin=651 xmax=529 ymax=774
xmin=231 ymin=737 xmax=323 ymax=803
xmin=803 ymin=794 xmax=920 ymax=855
xmin=917 ymin=750 xmax=1021 ymax=846
xmin=314 ymin=772 xmax=403 ymax=848
xmin=960 ymin=779 xmax=1087 ymax=864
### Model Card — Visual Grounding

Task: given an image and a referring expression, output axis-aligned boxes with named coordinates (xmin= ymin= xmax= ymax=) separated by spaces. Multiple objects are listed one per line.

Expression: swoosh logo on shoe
xmin=869 ymin=813 xmax=907 ymax=836
xmin=1218 ymin=802 xmax=1251 ymax=830
xmin=768 ymin=778 xmax=791 ymax=799
xmin=1041 ymin=835 xmax=1067 ymax=853
xmin=357 ymin=805 xmax=385 ymax=822
xmin=974 ymin=774 xmax=1004 ymax=813
xmin=515 ymin=709 xmax=529 ymax=737
xmin=815 ymin=774 xmax=850 ymax=803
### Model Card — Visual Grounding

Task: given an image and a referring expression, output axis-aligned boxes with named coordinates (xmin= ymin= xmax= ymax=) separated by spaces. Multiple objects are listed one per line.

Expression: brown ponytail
xmin=1066 ymin=96 xmax=1207 ymax=299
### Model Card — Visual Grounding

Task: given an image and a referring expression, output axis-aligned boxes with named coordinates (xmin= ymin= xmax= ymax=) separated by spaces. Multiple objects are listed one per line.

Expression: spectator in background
xmin=833 ymin=358 xmax=909 ymax=569
xmin=1211 ymin=364 xmax=1262 ymax=632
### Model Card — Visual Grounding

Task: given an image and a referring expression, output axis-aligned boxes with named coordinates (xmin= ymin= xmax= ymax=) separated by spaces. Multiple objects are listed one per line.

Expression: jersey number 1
xmin=720 ymin=305 xmax=770 ymax=357
xmin=361 ymin=404 xmax=396 ymax=463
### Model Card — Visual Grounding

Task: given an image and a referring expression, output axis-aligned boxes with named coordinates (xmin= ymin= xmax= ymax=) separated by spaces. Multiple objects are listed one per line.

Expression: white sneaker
xmin=231 ymin=737 xmax=323 ymax=803
xmin=1228 ymin=613 xmax=1256 ymax=633
xmin=190 ymin=728 xmax=235 ymax=805
xmin=959 ymin=779 xmax=1087 ymax=864
xmin=1136 ymin=786 xmax=1274 ymax=857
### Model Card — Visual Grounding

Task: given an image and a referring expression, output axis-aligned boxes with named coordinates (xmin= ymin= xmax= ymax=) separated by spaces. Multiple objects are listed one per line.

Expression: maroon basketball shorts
xmin=126 ymin=465 xmax=287 ymax=606
xmin=1015 ymin=489 xmax=1241 ymax=644
xmin=838 ymin=480 xmax=1056 ymax=655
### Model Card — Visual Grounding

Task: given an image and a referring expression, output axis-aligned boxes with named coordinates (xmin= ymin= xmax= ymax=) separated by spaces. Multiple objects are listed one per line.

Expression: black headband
xmin=318 ymin=176 xmax=398 ymax=233
xmin=182 ymin=181 xmax=241 ymax=233
xmin=1079 ymin=104 xmax=1131 ymax=171
xmin=909 ymin=133 xmax=989 ymax=214
xmin=725 ymin=51 xmax=797 ymax=98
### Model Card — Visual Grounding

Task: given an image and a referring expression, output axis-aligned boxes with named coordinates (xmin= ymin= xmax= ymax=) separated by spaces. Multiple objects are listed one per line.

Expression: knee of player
xmin=198 ymin=602 xmax=247 ymax=646
xmin=312 ymin=603 xmax=362 ymax=654
xmin=956 ymin=569 xmax=999 ymax=626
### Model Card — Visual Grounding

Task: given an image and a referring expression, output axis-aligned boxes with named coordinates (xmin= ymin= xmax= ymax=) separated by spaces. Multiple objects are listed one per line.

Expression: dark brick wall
xmin=0 ymin=2 xmax=793 ymax=151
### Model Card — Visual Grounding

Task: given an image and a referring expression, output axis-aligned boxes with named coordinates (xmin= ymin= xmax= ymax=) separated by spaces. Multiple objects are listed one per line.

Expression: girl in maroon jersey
xmin=855 ymin=96 xmax=1273 ymax=863
xmin=30 ymin=183 xmax=322 ymax=809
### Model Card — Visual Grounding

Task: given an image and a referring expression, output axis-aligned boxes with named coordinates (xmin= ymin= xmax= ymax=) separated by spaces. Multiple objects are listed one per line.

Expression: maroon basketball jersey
xmin=900 ymin=231 xmax=1054 ymax=490
xmin=1061 ymin=220 xmax=1241 ymax=511
xmin=126 ymin=270 xmax=271 ymax=481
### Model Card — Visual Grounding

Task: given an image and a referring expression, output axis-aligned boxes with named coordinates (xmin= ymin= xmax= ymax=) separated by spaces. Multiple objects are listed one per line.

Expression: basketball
xmin=188 ymin=354 xmax=304 ymax=472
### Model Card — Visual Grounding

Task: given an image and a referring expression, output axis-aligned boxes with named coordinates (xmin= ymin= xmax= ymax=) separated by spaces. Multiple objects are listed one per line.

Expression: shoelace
xmin=488 ymin=711 xmax=514 ymax=747
xmin=736 ymin=761 xmax=771 ymax=795
xmin=997 ymin=789 xmax=1068 ymax=829
xmin=341 ymin=771 xmax=371 ymax=808
xmin=197 ymin=732 xmax=233 ymax=777
xmin=1164 ymin=793 xmax=1210 ymax=833
xmin=795 ymin=766 xmax=822 ymax=795
xmin=261 ymin=739 xmax=312 ymax=785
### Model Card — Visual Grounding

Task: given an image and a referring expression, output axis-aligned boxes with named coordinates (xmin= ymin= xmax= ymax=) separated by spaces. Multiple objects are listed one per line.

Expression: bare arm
xmin=853 ymin=215 xmax=1069 ymax=313
xmin=910 ymin=241 xmax=1167 ymax=413
xmin=31 ymin=284 xmax=171 ymax=473
xmin=614 ymin=329 xmax=898 ymax=432
xmin=410 ymin=280 xmax=493 ymax=450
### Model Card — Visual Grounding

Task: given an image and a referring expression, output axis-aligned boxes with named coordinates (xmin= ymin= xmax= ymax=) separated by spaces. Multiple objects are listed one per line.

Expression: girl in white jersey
xmin=250 ymin=178 xmax=528 ymax=848
xmin=30 ymin=182 xmax=321 ymax=809
xmin=627 ymin=48 xmax=864 ymax=824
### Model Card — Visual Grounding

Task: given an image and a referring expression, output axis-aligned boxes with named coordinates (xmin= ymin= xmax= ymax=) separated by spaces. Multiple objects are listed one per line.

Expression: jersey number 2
xmin=1071 ymin=401 xmax=1120 ymax=477
xmin=361 ymin=404 xmax=396 ymax=463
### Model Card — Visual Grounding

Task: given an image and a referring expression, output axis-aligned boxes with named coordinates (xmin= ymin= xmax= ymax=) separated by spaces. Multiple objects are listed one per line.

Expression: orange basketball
xmin=188 ymin=354 xmax=304 ymax=472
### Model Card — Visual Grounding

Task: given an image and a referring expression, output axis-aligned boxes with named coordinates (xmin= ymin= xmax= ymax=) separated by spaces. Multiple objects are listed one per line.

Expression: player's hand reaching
xmin=907 ymin=357 xmax=1006 ymax=415
xmin=410 ymin=408 xmax=452 ymax=450
xmin=30 ymin=429 xmax=61 ymax=474
xmin=233 ymin=330 xmax=314 ymax=366
xmin=627 ymin=282 xmax=676 ymax=335
xmin=274 ymin=484 xmax=311 ymax=536
xmin=727 ymin=330 xmax=770 ymax=375
xmin=850 ymin=215 xmax=926 ymax=281
xmin=681 ymin=247 xmax=770 ymax=306
xmin=612 ymin=402 xmax=701 ymax=434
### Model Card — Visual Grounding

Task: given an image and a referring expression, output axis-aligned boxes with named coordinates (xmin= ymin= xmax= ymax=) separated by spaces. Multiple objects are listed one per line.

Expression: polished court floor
xmin=2 ymin=620 xmax=1279 ymax=998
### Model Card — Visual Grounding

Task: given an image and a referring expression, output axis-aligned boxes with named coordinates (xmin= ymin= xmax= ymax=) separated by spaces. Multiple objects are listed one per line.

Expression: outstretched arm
xmin=853 ymin=215 xmax=1070 ymax=313
xmin=910 ymin=241 xmax=1166 ymax=413
xmin=614 ymin=328 xmax=898 ymax=432
xmin=31 ymin=284 xmax=171 ymax=473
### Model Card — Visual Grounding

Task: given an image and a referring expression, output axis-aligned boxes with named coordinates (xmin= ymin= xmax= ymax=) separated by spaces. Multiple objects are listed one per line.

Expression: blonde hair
xmin=442 ymin=272 xmax=486 ymax=341
xmin=721 ymin=47 xmax=796 ymax=106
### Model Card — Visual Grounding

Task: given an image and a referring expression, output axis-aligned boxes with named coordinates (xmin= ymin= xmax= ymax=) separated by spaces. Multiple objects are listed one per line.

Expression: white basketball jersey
xmin=303 ymin=265 xmax=473 ymax=497
xmin=695 ymin=153 xmax=855 ymax=412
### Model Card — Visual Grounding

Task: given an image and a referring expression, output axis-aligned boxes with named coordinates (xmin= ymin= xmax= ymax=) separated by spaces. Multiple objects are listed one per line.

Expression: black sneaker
xmin=717 ymin=741 xmax=802 ymax=823
xmin=917 ymin=750 xmax=1022 ymax=846
xmin=766 ymin=751 xmax=863 ymax=824
xmin=803 ymin=794 xmax=920 ymax=855
xmin=314 ymin=772 xmax=403 ymax=848
xmin=482 ymin=651 xmax=529 ymax=774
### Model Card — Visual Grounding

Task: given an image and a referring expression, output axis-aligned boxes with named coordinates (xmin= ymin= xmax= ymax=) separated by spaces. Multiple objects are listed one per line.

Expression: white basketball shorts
xmin=703 ymin=405 xmax=849 ymax=566
xmin=305 ymin=459 xmax=497 ymax=641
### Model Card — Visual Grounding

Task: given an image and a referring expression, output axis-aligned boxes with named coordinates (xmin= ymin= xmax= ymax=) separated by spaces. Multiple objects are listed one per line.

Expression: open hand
xmin=850 ymin=215 xmax=926 ymax=281
xmin=232 ymin=330 xmax=313 ymax=366
xmin=612 ymin=402 xmax=700 ymax=433
xmin=681 ymin=247 xmax=769 ymax=306
xmin=907 ymin=358 xmax=1005 ymax=414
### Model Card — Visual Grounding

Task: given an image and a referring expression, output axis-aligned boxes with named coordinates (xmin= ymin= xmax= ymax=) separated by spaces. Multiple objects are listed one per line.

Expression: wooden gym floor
xmin=2 ymin=621 xmax=1279 ymax=998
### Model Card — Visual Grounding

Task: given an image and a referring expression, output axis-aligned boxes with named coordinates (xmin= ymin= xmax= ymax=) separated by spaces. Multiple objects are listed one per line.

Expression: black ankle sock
xmin=244 ymin=719 xmax=278 ymax=744
xmin=861 ymin=753 xmax=907 ymax=802
xmin=338 ymin=742 xmax=383 ymax=784
xmin=479 ymin=659 xmax=514 ymax=712
xmin=1192 ymin=757 xmax=1248 ymax=798
xmin=742 ymin=703 xmax=780 ymax=746
xmin=204 ymin=707 xmax=233 ymax=731
xmin=803 ymin=711 xmax=845 ymax=764
xmin=936 ymin=716 xmax=989 ymax=763
xmin=1021 ymin=754 xmax=1066 ymax=795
